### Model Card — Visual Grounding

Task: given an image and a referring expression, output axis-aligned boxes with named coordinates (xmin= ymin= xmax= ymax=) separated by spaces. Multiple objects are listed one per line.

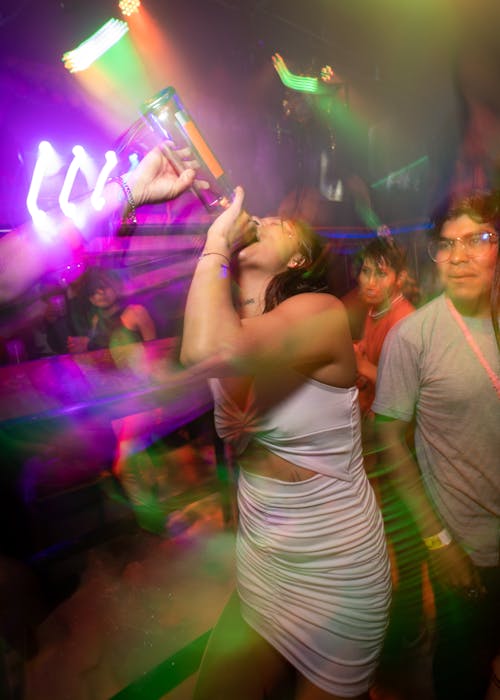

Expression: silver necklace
xmin=368 ymin=293 xmax=404 ymax=319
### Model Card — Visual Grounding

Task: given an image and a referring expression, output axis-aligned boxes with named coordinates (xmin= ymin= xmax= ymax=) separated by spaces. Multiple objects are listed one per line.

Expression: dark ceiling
xmin=1 ymin=0 xmax=500 ymax=226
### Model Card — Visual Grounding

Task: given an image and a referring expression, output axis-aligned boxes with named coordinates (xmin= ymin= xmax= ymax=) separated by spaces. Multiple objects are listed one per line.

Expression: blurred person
xmin=0 ymin=145 xmax=198 ymax=538
xmin=43 ymin=274 xmax=94 ymax=355
xmin=65 ymin=266 xmax=156 ymax=354
xmin=180 ymin=189 xmax=391 ymax=699
xmin=373 ymin=190 xmax=500 ymax=700
xmin=66 ymin=267 xmax=172 ymax=532
xmin=0 ymin=141 xmax=391 ymax=697
xmin=353 ymin=236 xmax=427 ymax=683
xmin=428 ymin=8 xmax=500 ymax=214
xmin=354 ymin=236 xmax=415 ymax=418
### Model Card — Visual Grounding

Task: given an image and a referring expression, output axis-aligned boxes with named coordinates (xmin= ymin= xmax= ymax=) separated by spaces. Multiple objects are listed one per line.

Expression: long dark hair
xmin=263 ymin=219 xmax=332 ymax=312
xmin=431 ymin=190 xmax=500 ymax=350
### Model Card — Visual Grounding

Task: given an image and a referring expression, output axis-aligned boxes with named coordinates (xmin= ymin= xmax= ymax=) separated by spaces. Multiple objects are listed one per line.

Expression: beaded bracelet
xmin=111 ymin=175 xmax=137 ymax=225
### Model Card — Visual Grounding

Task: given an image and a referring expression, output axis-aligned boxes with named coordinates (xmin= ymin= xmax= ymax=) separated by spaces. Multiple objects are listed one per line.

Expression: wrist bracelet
xmin=423 ymin=528 xmax=453 ymax=550
xmin=198 ymin=251 xmax=230 ymax=265
xmin=111 ymin=176 xmax=137 ymax=225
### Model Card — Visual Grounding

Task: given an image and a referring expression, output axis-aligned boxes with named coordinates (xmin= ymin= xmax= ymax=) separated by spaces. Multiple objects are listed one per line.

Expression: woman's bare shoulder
xmin=122 ymin=303 xmax=150 ymax=318
xmin=277 ymin=292 xmax=346 ymax=317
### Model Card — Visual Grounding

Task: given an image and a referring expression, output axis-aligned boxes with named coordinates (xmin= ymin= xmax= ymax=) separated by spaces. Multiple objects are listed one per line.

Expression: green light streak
xmin=62 ymin=18 xmax=129 ymax=73
xmin=272 ymin=53 xmax=321 ymax=94
xmin=371 ymin=156 xmax=429 ymax=189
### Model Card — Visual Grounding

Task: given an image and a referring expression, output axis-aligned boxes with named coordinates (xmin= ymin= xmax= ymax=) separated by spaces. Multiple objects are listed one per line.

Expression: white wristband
xmin=423 ymin=528 xmax=453 ymax=550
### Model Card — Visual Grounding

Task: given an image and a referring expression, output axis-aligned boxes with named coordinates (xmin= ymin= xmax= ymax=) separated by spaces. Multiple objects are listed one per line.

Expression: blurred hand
xmin=429 ymin=542 xmax=486 ymax=598
xmin=353 ymin=341 xmax=363 ymax=364
xmin=127 ymin=142 xmax=207 ymax=206
xmin=67 ymin=336 xmax=90 ymax=354
xmin=353 ymin=341 xmax=375 ymax=381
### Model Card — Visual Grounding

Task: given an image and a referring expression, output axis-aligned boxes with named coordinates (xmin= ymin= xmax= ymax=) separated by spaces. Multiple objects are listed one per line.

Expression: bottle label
xmin=174 ymin=111 xmax=224 ymax=180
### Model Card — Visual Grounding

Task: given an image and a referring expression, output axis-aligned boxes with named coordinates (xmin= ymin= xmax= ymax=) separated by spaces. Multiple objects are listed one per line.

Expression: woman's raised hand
xmin=205 ymin=186 xmax=257 ymax=253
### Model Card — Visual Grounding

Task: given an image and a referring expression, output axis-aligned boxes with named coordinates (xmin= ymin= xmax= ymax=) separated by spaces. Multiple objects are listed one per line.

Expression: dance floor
xmin=4 ymin=463 xmax=436 ymax=700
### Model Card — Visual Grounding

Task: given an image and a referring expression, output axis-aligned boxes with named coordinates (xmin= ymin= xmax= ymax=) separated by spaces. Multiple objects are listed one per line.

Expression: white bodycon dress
xmin=209 ymin=374 xmax=391 ymax=697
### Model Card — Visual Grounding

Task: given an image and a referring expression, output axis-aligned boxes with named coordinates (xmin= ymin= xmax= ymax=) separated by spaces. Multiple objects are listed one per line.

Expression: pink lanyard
xmin=446 ymin=296 xmax=500 ymax=399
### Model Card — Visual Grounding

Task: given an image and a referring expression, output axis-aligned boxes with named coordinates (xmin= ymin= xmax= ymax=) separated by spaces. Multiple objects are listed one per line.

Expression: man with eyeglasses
xmin=372 ymin=191 xmax=499 ymax=700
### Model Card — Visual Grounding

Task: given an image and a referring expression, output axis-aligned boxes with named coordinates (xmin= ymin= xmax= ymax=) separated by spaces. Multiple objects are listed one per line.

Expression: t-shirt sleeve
xmin=372 ymin=322 xmax=419 ymax=422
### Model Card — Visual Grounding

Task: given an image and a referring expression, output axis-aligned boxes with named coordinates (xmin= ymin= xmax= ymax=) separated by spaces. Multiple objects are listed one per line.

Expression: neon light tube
xmin=272 ymin=53 xmax=320 ymax=94
xmin=27 ymin=141 xmax=55 ymax=224
xmin=91 ymin=151 xmax=118 ymax=211
xmin=59 ymin=145 xmax=86 ymax=219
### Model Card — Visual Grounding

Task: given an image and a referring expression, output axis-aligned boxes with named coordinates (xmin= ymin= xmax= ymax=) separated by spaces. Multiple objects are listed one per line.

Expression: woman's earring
xmin=289 ymin=253 xmax=306 ymax=268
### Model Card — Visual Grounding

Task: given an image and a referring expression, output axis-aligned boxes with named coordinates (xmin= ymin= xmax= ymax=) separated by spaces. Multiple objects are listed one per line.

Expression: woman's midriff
xmin=238 ymin=439 xmax=317 ymax=482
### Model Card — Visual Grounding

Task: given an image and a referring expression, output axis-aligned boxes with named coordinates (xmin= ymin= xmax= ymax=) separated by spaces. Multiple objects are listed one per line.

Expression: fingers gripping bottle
xmin=115 ymin=87 xmax=234 ymax=212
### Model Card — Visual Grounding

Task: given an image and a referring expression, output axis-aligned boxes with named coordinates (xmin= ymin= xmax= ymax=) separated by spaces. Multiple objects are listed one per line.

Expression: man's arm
xmin=375 ymin=415 xmax=485 ymax=594
xmin=123 ymin=305 xmax=157 ymax=342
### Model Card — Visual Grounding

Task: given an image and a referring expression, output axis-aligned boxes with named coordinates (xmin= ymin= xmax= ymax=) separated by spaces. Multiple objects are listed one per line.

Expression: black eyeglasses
xmin=427 ymin=231 xmax=498 ymax=262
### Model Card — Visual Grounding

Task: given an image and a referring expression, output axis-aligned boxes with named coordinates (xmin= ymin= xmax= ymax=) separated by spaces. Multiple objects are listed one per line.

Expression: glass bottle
xmin=114 ymin=87 xmax=234 ymax=212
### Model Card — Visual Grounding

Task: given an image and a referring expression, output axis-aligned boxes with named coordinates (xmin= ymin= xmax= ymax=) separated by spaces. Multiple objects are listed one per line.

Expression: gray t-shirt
xmin=373 ymin=294 xmax=500 ymax=566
